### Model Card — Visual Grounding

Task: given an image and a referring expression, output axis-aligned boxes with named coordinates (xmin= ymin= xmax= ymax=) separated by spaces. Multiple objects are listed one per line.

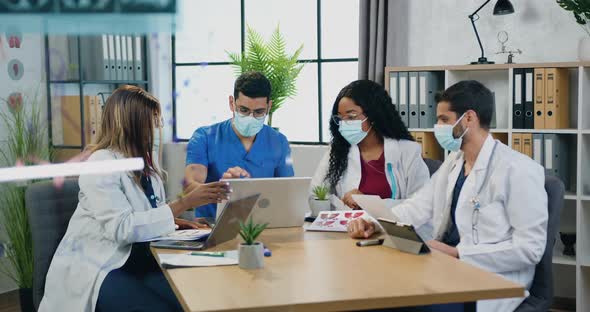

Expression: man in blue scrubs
xmin=184 ymin=71 xmax=295 ymax=218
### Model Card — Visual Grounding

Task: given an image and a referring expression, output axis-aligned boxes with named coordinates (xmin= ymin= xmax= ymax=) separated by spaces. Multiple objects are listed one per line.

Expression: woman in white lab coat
xmin=348 ymin=80 xmax=548 ymax=312
xmin=310 ymin=80 xmax=429 ymax=209
xmin=39 ymin=86 xmax=230 ymax=312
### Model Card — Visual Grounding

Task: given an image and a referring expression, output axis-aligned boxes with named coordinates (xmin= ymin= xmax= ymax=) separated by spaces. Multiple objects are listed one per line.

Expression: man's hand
xmin=342 ymin=189 xmax=363 ymax=209
xmin=426 ymin=240 xmax=459 ymax=258
xmin=347 ymin=218 xmax=376 ymax=239
xmin=222 ymin=166 xmax=251 ymax=179
xmin=174 ymin=218 xmax=209 ymax=230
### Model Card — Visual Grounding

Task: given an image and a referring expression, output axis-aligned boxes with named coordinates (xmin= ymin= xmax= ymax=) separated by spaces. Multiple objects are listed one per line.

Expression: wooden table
xmin=152 ymin=228 xmax=524 ymax=312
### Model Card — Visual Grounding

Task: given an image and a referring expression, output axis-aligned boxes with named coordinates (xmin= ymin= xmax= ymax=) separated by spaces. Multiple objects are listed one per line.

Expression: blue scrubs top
xmin=186 ymin=119 xmax=295 ymax=217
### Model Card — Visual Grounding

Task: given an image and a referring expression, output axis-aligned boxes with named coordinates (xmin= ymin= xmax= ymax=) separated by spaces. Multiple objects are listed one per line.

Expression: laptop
xmin=218 ymin=177 xmax=311 ymax=228
xmin=150 ymin=193 xmax=260 ymax=250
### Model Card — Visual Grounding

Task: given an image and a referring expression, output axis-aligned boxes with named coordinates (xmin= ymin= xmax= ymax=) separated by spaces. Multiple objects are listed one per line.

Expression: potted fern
xmin=557 ymin=0 xmax=590 ymax=61
xmin=309 ymin=185 xmax=331 ymax=217
xmin=0 ymin=90 xmax=50 ymax=312
xmin=238 ymin=217 xmax=268 ymax=269
xmin=227 ymin=25 xmax=304 ymax=127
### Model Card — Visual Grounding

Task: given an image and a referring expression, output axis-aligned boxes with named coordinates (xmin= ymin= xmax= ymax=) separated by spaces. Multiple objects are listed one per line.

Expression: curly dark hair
xmin=325 ymin=80 xmax=413 ymax=188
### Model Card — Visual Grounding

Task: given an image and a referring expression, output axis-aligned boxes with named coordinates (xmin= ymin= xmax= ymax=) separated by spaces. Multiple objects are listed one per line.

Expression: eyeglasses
xmin=331 ymin=112 xmax=366 ymax=125
xmin=236 ymin=105 xmax=268 ymax=120
xmin=472 ymin=207 xmax=480 ymax=245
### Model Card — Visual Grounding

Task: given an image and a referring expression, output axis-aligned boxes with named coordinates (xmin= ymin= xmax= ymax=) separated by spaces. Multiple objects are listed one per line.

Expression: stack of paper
xmin=147 ymin=229 xmax=212 ymax=242
xmin=158 ymin=250 xmax=238 ymax=268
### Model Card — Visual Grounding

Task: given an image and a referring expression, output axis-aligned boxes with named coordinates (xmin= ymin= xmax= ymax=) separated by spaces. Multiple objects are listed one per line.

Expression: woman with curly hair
xmin=310 ymin=80 xmax=429 ymax=210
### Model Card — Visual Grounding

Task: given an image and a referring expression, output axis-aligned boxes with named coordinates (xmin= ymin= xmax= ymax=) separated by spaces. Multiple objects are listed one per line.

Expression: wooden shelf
xmin=50 ymin=80 xmax=148 ymax=84
xmin=511 ymin=129 xmax=578 ymax=134
xmin=385 ymin=61 xmax=590 ymax=73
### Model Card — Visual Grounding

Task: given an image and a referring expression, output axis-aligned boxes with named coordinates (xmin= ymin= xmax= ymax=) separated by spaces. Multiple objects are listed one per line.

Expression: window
xmin=173 ymin=0 xmax=359 ymax=143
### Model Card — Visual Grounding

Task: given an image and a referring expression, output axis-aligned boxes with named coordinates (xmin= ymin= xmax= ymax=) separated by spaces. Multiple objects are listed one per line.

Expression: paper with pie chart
xmin=305 ymin=211 xmax=366 ymax=232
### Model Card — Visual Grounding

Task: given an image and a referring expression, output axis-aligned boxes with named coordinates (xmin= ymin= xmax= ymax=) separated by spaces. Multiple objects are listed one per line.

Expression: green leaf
xmin=225 ymin=24 xmax=305 ymax=126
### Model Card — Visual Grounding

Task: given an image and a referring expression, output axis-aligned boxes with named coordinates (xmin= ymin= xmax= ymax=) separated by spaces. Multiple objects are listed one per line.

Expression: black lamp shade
xmin=493 ymin=0 xmax=514 ymax=15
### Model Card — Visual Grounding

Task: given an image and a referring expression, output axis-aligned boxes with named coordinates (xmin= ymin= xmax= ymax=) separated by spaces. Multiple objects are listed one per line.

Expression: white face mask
xmin=433 ymin=113 xmax=469 ymax=152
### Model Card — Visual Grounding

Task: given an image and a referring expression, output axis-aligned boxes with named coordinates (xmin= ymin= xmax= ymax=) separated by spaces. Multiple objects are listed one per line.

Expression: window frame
xmin=172 ymin=0 xmax=358 ymax=145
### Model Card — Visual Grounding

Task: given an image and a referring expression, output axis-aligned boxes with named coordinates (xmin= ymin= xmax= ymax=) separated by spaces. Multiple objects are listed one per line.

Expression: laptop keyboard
xmin=168 ymin=241 xmax=204 ymax=248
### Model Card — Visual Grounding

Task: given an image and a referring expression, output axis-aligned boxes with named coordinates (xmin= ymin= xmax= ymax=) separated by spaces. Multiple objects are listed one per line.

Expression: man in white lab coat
xmin=348 ymin=80 xmax=548 ymax=312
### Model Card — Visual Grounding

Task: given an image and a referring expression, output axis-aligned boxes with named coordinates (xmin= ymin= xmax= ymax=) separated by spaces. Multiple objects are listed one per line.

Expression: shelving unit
xmin=386 ymin=61 xmax=590 ymax=311
xmin=44 ymin=34 xmax=150 ymax=160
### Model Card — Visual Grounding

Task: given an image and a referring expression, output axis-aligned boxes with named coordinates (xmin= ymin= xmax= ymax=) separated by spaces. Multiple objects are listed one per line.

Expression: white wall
xmin=395 ymin=0 xmax=586 ymax=66
xmin=0 ymin=33 xmax=46 ymax=293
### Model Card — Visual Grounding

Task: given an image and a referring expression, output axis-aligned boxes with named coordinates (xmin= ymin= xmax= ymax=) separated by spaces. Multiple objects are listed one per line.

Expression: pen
xmin=263 ymin=244 xmax=272 ymax=257
xmin=356 ymin=239 xmax=384 ymax=247
xmin=190 ymin=251 xmax=225 ymax=257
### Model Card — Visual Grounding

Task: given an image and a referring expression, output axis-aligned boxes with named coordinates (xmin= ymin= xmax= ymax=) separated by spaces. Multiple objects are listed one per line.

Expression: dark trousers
xmin=96 ymin=243 xmax=183 ymax=312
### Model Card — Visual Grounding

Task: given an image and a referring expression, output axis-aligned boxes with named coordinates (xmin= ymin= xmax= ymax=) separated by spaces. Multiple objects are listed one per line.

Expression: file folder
xmin=121 ymin=35 xmax=129 ymax=81
xmin=101 ymin=35 xmax=110 ymax=80
xmin=414 ymin=131 xmax=424 ymax=147
xmin=408 ymin=72 xmax=420 ymax=129
xmin=491 ymin=133 xmax=508 ymax=145
xmin=534 ymin=68 xmax=546 ymax=129
xmin=108 ymin=35 xmax=116 ymax=81
xmin=511 ymin=133 xmax=522 ymax=153
xmin=134 ymin=35 xmax=144 ymax=81
xmin=115 ymin=35 xmax=122 ymax=80
xmin=544 ymin=134 xmax=570 ymax=189
xmin=532 ymin=134 xmax=544 ymax=166
xmin=522 ymin=133 xmax=533 ymax=158
xmin=421 ymin=132 xmax=443 ymax=161
xmin=80 ymin=35 xmax=109 ymax=80
xmin=89 ymin=96 xmax=98 ymax=144
xmin=512 ymin=68 xmax=524 ymax=129
xmin=524 ymin=68 xmax=535 ymax=129
xmin=127 ymin=36 xmax=134 ymax=81
xmin=398 ymin=72 xmax=409 ymax=127
xmin=389 ymin=72 xmax=399 ymax=114
xmin=490 ymin=91 xmax=496 ymax=129
xmin=545 ymin=68 xmax=570 ymax=129
xmin=62 ymin=96 xmax=93 ymax=146
xmin=418 ymin=72 xmax=442 ymax=129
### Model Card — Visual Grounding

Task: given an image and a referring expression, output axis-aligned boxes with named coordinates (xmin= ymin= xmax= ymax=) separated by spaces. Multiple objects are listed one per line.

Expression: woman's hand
xmin=170 ymin=181 xmax=231 ymax=217
xmin=347 ymin=218 xmax=376 ymax=238
xmin=342 ymin=189 xmax=363 ymax=209
xmin=174 ymin=218 xmax=209 ymax=230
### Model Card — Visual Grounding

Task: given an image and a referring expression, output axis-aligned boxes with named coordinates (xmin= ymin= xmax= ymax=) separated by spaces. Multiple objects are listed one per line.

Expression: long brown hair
xmin=90 ymin=85 xmax=162 ymax=183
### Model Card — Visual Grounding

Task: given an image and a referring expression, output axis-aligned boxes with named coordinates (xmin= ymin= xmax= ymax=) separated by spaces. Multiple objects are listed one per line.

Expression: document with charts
xmin=304 ymin=211 xmax=366 ymax=232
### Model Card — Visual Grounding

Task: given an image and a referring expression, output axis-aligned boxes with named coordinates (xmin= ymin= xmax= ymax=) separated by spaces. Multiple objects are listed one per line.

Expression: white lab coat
xmin=390 ymin=135 xmax=548 ymax=312
xmin=310 ymin=138 xmax=430 ymax=205
xmin=39 ymin=149 xmax=175 ymax=312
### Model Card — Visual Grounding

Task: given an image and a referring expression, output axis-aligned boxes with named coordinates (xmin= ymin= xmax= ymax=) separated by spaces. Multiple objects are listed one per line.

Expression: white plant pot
xmin=239 ymin=242 xmax=264 ymax=269
xmin=309 ymin=199 xmax=330 ymax=217
xmin=579 ymin=37 xmax=590 ymax=62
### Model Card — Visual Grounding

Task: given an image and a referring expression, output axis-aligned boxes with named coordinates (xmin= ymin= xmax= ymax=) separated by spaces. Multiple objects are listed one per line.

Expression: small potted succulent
xmin=238 ymin=217 xmax=268 ymax=269
xmin=309 ymin=185 xmax=331 ymax=217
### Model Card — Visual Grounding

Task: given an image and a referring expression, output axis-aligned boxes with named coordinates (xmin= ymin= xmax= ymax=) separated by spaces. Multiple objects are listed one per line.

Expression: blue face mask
xmin=338 ymin=118 xmax=370 ymax=146
xmin=434 ymin=113 xmax=469 ymax=152
xmin=233 ymin=112 xmax=265 ymax=137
